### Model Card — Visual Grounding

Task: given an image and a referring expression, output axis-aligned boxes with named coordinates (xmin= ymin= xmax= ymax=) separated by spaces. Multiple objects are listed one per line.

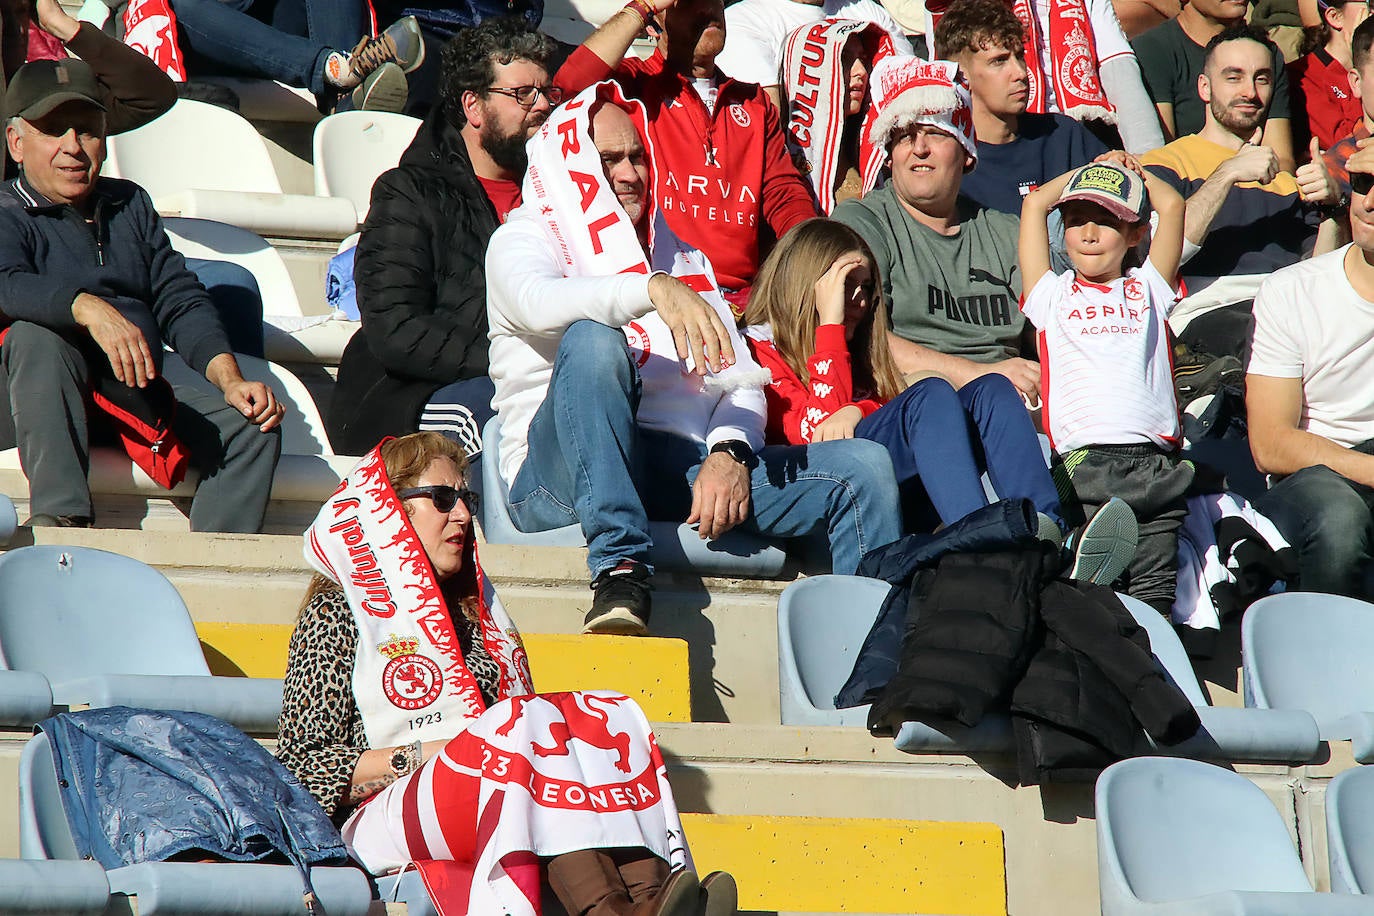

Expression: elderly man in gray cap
xmin=0 ymin=59 xmax=285 ymax=531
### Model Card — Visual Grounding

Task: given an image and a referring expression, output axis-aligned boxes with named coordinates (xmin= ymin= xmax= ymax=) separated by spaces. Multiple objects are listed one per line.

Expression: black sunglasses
xmin=1353 ymin=171 xmax=1374 ymax=197
xmin=397 ymin=485 xmax=480 ymax=514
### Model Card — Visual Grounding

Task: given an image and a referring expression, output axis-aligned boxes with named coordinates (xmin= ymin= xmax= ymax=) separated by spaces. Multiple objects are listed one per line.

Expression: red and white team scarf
xmin=304 ymin=442 xmax=534 ymax=749
xmin=346 ymin=691 xmax=691 ymax=915
xmin=121 ymin=0 xmax=187 ymax=81
xmin=517 ymin=82 xmax=768 ymax=389
xmin=1011 ymin=0 xmax=1114 ymax=123
xmin=781 ymin=19 xmax=904 ymax=214
xmin=518 ymin=81 xmax=700 ymax=288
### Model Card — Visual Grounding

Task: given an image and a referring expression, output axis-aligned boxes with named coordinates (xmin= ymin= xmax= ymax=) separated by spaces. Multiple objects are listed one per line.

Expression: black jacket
xmin=866 ymin=544 xmax=1200 ymax=785
xmin=327 ymin=110 xmax=500 ymax=455
xmin=0 ymin=175 xmax=230 ymax=376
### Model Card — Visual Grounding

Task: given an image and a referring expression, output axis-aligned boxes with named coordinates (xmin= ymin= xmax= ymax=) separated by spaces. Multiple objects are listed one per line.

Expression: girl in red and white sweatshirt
xmin=743 ymin=218 xmax=1068 ymax=533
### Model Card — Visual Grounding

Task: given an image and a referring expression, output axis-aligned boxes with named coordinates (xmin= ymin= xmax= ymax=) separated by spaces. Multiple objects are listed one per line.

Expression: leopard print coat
xmin=276 ymin=582 xmax=501 ymax=820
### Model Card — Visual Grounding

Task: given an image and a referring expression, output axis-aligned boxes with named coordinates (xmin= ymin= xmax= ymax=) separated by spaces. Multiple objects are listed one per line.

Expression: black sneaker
xmin=23 ymin=514 xmax=93 ymax=528
xmin=1065 ymin=497 xmax=1138 ymax=585
xmin=583 ymin=560 xmax=651 ymax=636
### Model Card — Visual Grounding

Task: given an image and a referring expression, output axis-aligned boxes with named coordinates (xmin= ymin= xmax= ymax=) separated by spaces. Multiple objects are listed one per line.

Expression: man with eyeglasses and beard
xmin=1140 ymin=24 xmax=1344 ymax=366
xmin=328 ymin=19 xmax=559 ymax=473
xmin=1245 ymin=152 xmax=1374 ymax=599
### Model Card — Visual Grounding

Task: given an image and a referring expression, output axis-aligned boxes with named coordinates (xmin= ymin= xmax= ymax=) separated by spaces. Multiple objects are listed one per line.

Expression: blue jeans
xmin=1257 ymin=464 xmax=1374 ymax=598
xmin=507 ymin=320 xmax=903 ymax=578
xmin=855 ymin=374 xmax=1063 ymax=530
xmin=171 ymin=0 xmax=363 ymax=95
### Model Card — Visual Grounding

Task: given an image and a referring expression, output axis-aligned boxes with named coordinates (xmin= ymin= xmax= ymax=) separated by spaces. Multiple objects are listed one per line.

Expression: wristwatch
xmin=710 ymin=439 xmax=757 ymax=469
xmin=389 ymin=740 xmax=421 ymax=779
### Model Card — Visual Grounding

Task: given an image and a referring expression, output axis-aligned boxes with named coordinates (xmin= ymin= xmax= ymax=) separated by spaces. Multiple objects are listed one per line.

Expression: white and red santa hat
xmin=866 ymin=58 xmax=977 ymax=162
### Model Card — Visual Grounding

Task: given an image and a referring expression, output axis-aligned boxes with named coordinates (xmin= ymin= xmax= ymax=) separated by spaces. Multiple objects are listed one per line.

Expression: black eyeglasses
xmin=1353 ymin=171 xmax=1374 ymax=197
xmin=486 ymin=85 xmax=564 ymax=108
xmin=397 ymin=485 xmax=480 ymax=514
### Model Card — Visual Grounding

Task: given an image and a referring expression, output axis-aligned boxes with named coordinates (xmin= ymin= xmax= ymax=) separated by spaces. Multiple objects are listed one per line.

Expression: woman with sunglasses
xmin=279 ymin=432 xmax=736 ymax=916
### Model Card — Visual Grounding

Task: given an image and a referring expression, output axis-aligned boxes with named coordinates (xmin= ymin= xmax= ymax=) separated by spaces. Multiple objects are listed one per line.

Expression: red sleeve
xmin=758 ymin=93 xmax=820 ymax=236
xmin=555 ymin=45 xmax=655 ymax=97
xmin=554 ymin=45 xmax=618 ymax=95
xmin=750 ymin=324 xmax=870 ymax=444
xmin=746 ymin=335 xmax=812 ymax=445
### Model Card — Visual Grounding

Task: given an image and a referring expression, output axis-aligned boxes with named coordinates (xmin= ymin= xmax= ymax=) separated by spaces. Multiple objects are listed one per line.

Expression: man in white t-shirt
xmin=1247 ymin=160 xmax=1374 ymax=598
xmin=715 ymin=0 xmax=914 ymax=106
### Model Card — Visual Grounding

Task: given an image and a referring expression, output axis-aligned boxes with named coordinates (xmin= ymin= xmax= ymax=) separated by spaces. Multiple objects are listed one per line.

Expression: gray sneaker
xmin=347 ymin=16 xmax=425 ymax=82
xmin=1065 ymin=497 xmax=1138 ymax=585
xmin=350 ymin=61 xmax=408 ymax=112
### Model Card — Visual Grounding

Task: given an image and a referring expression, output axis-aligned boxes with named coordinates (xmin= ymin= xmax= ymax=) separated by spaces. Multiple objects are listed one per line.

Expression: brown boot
xmin=547 ymin=849 xmax=634 ymax=916
xmin=632 ymin=867 xmax=699 ymax=916
xmin=614 ymin=849 xmax=671 ymax=904
xmin=699 ymin=871 xmax=738 ymax=916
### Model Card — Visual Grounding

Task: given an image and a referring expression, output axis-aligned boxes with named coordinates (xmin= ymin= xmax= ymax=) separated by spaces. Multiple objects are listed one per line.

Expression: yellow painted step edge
xmin=681 ymin=813 xmax=1007 ymax=915
xmin=195 ymin=623 xmax=691 ymax=722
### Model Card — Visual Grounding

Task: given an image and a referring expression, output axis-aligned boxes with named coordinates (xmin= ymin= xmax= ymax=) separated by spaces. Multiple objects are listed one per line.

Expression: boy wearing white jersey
xmin=1019 ymin=157 xmax=1192 ymax=614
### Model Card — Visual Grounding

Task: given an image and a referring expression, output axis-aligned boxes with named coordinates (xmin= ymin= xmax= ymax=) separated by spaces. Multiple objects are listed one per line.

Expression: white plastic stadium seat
xmin=313 ymin=111 xmax=422 ymax=222
xmin=104 ymin=100 xmax=357 ymax=239
xmin=163 ymin=217 xmax=304 ymax=319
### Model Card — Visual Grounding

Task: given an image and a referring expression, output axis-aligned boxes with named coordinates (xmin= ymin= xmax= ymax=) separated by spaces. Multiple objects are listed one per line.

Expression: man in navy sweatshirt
xmin=0 ymin=60 xmax=285 ymax=531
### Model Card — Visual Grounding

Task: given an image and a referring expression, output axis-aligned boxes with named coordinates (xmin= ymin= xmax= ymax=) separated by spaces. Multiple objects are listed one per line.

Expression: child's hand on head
xmin=814 ymin=254 xmax=866 ymax=327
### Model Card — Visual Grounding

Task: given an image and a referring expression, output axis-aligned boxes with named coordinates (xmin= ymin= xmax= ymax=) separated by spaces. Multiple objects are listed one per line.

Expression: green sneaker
xmin=1066 ymin=497 xmax=1138 ymax=585
xmin=350 ymin=61 xmax=408 ymax=112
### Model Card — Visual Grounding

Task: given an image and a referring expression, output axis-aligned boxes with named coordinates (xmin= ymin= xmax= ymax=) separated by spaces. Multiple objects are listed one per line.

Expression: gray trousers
xmin=1053 ymin=443 xmax=1195 ymax=614
xmin=0 ymin=322 xmax=281 ymax=532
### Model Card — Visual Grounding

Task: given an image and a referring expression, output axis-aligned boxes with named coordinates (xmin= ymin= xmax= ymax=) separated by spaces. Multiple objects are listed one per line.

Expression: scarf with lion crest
xmin=304 ymin=441 xmax=533 ymax=749
xmin=1011 ymin=0 xmax=1115 ymax=123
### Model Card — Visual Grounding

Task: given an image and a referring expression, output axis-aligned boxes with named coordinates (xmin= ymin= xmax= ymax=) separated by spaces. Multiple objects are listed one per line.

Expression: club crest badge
xmin=378 ymin=634 xmax=444 ymax=710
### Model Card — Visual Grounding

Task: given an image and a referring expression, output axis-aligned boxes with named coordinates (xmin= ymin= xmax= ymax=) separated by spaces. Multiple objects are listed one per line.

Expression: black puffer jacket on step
xmin=327 ymin=110 xmax=499 ymax=455
xmin=868 ymin=546 xmax=1200 ymax=785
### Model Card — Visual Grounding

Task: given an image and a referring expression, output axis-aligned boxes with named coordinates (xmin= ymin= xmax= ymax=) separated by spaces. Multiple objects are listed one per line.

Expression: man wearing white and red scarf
xmin=553 ymin=0 xmax=819 ymax=314
xmin=291 ymin=440 xmax=724 ymax=916
xmin=928 ymin=0 xmax=1163 ymax=156
xmin=486 ymin=82 xmax=901 ymax=634
xmin=781 ymin=18 xmax=907 ymax=213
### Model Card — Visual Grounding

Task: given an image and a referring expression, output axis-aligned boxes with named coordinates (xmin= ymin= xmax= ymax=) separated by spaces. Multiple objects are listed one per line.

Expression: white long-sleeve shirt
xmin=486 ymin=214 xmax=767 ymax=487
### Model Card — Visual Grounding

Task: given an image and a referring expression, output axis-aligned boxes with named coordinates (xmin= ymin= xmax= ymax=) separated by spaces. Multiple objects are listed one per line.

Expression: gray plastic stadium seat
xmin=0 ymin=546 xmax=282 ymax=732
xmin=480 ymin=417 xmax=790 ymax=578
xmin=0 ymin=670 xmax=53 ymax=728
xmin=777 ymin=574 xmax=890 ymax=727
xmin=19 ymin=733 xmax=373 ymax=916
xmin=1242 ymin=592 xmax=1374 ymax=762
xmin=1095 ymin=757 xmax=1373 ymax=915
xmin=0 ymin=858 xmax=111 ymax=914
xmin=1120 ymin=593 xmax=1320 ymax=764
xmin=1327 ymin=766 xmax=1374 ymax=895
xmin=776 ymin=576 xmax=1320 ymax=762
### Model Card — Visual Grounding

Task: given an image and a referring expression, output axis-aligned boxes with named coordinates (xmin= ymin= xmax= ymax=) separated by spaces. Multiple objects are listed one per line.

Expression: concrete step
xmin=197 ymin=623 xmax=693 ymax=723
